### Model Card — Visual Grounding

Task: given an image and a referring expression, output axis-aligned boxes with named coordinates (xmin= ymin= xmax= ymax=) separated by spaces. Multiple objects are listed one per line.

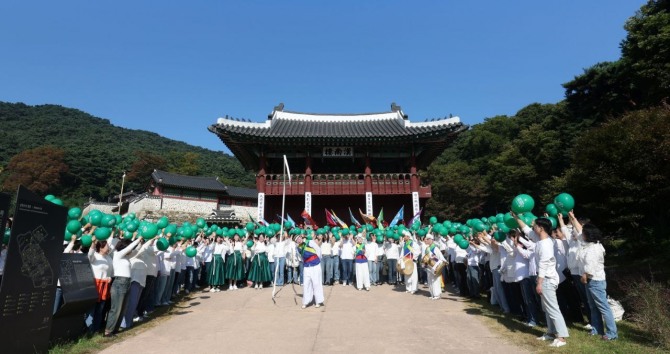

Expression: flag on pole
xmin=283 ymin=155 xmax=292 ymax=182
xmin=325 ymin=209 xmax=338 ymax=227
xmin=301 ymin=210 xmax=318 ymax=228
xmin=406 ymin=208 xmax=423 ymax=227
xmin=330 ymin=210 xmax=348 ymax=228
xmin=377 ymin=208 xmax=385 ymax=231
xmin=286 ymin=213 xmax=296 ymax=226
xmin=359 ymin=208 xmax=376 ymax=225
xmin=389 ymin=206 xmax=404 ymax=227
xmin=260 ymin=218 xmax=270 ymax=226
xmin=348 ymin=207 xmax=362 ymax=228
xmin=247 ymin=212 xmax=260 ymax=226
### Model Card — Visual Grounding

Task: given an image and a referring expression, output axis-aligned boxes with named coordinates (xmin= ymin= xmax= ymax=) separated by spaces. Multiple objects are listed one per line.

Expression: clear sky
xmin=0 ymin=1 xmax=646 ymax=153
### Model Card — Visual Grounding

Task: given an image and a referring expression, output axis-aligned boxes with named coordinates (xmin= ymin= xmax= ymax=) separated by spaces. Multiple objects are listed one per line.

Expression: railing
xmin=262 ymin=173 xmax=429 ymax=196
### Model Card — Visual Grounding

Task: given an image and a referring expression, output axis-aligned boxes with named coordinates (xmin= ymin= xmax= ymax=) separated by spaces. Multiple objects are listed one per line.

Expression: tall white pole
xmin=272 ymin=157 xmax=288 ymax=300
xmin=118 ymin=172 xmax=126 ymax=215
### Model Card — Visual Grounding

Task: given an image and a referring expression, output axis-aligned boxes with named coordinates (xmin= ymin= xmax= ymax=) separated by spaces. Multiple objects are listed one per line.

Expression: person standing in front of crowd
xmin=273 ymin=231 xmax=288 ymax=286
xmin=248 ymin=234 xmax=272 ymax=289
xmin=354 ymin=233 xmax=371 ymax=291
xmin=422 ymin=234 xmax=446 ymax=300
xmin=331 ymin=233 xmax=341 ymax=284
xmin=297 ymin=235 xmax=325 ymax=309
xmin=401 ymin=231 xmax=419 ymax=294
xmin=321 ymin=233 xmax=333 ymax=285
xmin=580 ymin=223 xmax=618 ymax=341
xmin=209 ymin=235 xmax=227 ymax=292
xmin=104 ymin=235 xmax=141 ymax=337
xmin=86 ymin=236 xmax=113 ymax=334
xmin=534 ymin=218 xmax=569 ymax=348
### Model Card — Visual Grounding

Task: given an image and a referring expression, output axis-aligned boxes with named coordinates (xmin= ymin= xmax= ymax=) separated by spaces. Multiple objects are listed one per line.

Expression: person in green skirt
xmin=248 ymin=234 xmax=272 ymax=289
xmin=225 ymin=235 xmax=245 ymax=290
xmin=208 ymin=235 xmax=228 ymax=292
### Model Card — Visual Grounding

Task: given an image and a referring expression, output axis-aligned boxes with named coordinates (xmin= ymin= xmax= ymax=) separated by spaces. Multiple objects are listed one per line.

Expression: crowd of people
xmin=0 ymin=207 xmax=619 ymax=349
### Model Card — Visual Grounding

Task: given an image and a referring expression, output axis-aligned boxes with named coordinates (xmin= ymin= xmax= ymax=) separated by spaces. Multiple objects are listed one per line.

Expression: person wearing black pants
xmin=454 ymin=262 xmax=468 ymax=297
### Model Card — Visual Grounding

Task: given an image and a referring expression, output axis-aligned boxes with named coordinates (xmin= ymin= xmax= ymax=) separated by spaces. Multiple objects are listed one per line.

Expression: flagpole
xmin=273 ymin=155 xmax=288 ymax=301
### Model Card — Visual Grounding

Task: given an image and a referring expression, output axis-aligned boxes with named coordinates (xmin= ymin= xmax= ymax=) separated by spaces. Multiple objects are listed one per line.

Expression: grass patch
xmin=465 ymin=298 xmax=667 ymax=353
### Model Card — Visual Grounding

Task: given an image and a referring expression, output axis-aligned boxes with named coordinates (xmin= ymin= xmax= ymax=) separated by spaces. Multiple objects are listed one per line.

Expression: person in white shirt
xmin=248 ymin=235 xmax=272 ymax=289
xmin=422 ymin=234 xmax=446 ymax=300
xmin=534 ymin=218 xmax=569 ymax=348
xmin=85 ymin=236 xmax=113 ymax=334
xmin=105 ymin=236 xmax=141 ymax=337
xmin=339 ymin=234 xmax=355 ymax=286
xmin=466 ymin=241 xmax=482 ymax=299
xmin=209 ymin=235 xmax=228 ymax=292
xmin=137 ymin=239 xmax=158 ymax=317
xmin=580 ymin=223 xmax=617 ymax=341
xmin=400 ymin=231 xmax=419 ymax=294
xmin=286 ymin=237 xmax=301 ymax=285
xmin=453 ymin=237 xmax=469 ymax=296
xmin=273 ymin=231 xmax=288 ymax=286
xmin=364 ymin=235 xmax=379 ymax=286
xmin=121 ymin=238 xmax=155 ymax=330
xmin=510 ymin=229 xmax=541 ymax=327
xmin=331 ymin=236 xmax=341 ymax=284
xmin=475 ymin=232 xmax=510 ymax=314
xmin=225 ymin=235 xmax=245 ymax=290
xmin=383 ymin=238 xmax=400 ymax=285
xmin=160 ymin=243 xmax=177 ymax=305
xmin=560 ymin=212 xmax=592 ymax=328
xmin=321 ymin=234 xmax=333 ymax=285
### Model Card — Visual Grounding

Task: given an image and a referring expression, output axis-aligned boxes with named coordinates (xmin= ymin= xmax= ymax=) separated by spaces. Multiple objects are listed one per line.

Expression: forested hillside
xmin=426 ymin=0 xmax=670 ymax=254
xmin=0 ymin=102 xmax=255 ymax=206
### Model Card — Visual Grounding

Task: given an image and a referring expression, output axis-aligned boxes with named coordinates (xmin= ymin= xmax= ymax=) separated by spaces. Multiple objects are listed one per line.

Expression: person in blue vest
xmin=296 ymin=235 xmax=325 ymax=309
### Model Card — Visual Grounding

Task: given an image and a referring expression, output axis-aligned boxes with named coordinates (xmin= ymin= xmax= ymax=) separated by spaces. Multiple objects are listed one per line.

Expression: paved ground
xmin=100 ymin=283 xmax=526 ymax=354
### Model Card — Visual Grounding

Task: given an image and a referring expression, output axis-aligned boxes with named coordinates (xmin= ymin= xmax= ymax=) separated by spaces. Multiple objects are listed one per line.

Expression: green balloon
xmin=547 ymin=216 xmax=558 ymax=230
xmin=51 ymin=198 xmax=64 ymax=206
xmin=496 ymin=213 xmax=504 ymax=223
xmin=66 ymin=220 xmax=82 ymax=234
xmin=68 ymin=207 xmax=82 ymax=220
xmin=545 ymin=204 xmax=559 ymax=217
xmin=185 ymin=246 xmax=197 ymax=258
xmin=140 ymin=223 xmax=159 ymax=239
xmin=246 ymin=240 xmax=254 ymax=248
xmin=472 ymin=220 xmax=486 ymax=232
xmin=429 ymin=216 xmax=438 ymax=225
xmin=94 ymin=227 xmax=112 ymax=241
xmin=80 ymin=234 xmax=93 ymax=248
xmin=123 ymin=230 xmax=134 ymax=240
xmin=457 ymin=239 xmax=469 ymax=250
xmin=44 ymin=194 xmax=56 ymax=201
xmin=246 ymin=222 xmax=255 ymax=231
xmin=164 ymin=224 xmax=177 ymax=235
xmin=196 ymin=218 xmax=206 ymax=228
xmin=156 ymin=238 xmax=169 ymax=251
xmin=503 ymin=212 xmax=518 ymax=229
xmin=511 ymin=194 xmax=535 ymax=214
xmin=554 ymin=193 xmax=575 ymax=213
xmin=89 ymin=210 xmax=103 ymax=226
xmin=487 ymin=216 xmax=497 ymax=224
xmin=284 ymin=221 xmax=294 ymax=229
xmin=493 ymin=230 xmax=507 ymax=242
xmin=101 ymin=214 xmax=116 ymax=228
xmin=453 ymin=234 xmax=464 ymax=244
xmin=157 ymin=216 xmax=170 ymax=229
xmin=126 ymin=220 xmax=140 ymax=232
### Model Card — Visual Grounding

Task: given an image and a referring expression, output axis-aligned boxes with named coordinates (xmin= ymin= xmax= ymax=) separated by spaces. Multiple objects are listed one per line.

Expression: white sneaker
xmin=209 ymin=288 xmax=216 ymax=293
xmin=365 ymin=287 xmax=370 ymax=291
xmin=260 ymin=284 xmax=263 ymax=289
xmin=537 ymin=334 xmax=555 ymax=341
xmin=549 ymin=339 xmax=566 ymax=348
xmin=301 ymin=305 xmax=306 ymax=309
xmin=343 ymin=283 xmax=347 ymax=287
xmin=254 ymin=284 xmax=259 ymax=289
xmin=584 ymin=324 xmax=593 ymax=331
xmin=215 ymin=288 xmax=221 ymax=292
xmin=315 ymin=304 xmax=321 ymax=308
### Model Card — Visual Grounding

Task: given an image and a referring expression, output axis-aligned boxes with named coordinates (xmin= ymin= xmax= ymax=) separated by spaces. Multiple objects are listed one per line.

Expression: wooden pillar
xmin=256 ymin=156 xmax=266 ymax=194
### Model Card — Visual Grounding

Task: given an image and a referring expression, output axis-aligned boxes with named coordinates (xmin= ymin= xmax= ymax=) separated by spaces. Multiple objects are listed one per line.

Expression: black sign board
xmin=51 ymin=253 xmax=98 ymax=342
xmin=0 ymin=186 xmax=67 ymax=354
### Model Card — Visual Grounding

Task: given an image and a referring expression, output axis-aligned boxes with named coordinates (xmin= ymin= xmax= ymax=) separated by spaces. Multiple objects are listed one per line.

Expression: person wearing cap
xmin=354 ymin=233 xmax=371 ymax=291
xmin=401 ymin=231 xmax=419 ymax=294
xmin=296 ymin=235 xmax=324 ymax=308
xmin=423 ymin=233 xmax=446 ymax=300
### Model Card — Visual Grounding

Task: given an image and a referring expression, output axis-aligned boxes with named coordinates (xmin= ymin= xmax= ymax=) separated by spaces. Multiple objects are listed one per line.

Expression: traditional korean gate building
xmin=209 ymin=103 xmax=466 ymax=226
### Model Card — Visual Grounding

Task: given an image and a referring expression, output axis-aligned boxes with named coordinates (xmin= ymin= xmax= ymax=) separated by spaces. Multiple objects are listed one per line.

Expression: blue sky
xmin=0 ymin=1 xmax=645 ymax=153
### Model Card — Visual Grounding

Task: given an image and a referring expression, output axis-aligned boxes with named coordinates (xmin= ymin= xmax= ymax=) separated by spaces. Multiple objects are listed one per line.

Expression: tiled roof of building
xmin=225 ymin=186 xmax=257 ymax=199
xmin=151 ymin=170 xmax=227 ymax=192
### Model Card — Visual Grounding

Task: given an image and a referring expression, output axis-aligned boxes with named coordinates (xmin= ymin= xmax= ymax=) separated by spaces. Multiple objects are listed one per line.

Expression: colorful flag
xmin=260 ymin=218 xmax=270 ymax=226
xmin=377 ymin=208 xmax=385 ymax=231
xmin=406 ymin=208 xmax=423 ymax=227
xmin=286 ymin=213 xmax=296 ymax=226
xmin=325 ymin=209 xmax=338 ymax=227
xmin=330 ymin=209 xmax=349 ymax=229
xmin=358 ymin=208 xmax=376 ymax=225
xmin=389 ymin=206 xmax=404 ymax=227
xmin=348 ymin=207 xmax=362 ymax=228
xmin=301 ymin=210 xmax=318 ymax=228
xmin=247 ymin=212 xmax=260 ymax=226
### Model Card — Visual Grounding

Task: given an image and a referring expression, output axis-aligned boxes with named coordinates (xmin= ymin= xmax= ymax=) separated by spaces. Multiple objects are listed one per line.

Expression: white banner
xmin=366 ymin=192 xmax=373 ymax=216
xmin=257 ymin=193 xmax=265 ymax=222
xmin=412 ymin=192 xmax=420 ymax=217
xmin=304 ymin=192 xmax=312 ymax=215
